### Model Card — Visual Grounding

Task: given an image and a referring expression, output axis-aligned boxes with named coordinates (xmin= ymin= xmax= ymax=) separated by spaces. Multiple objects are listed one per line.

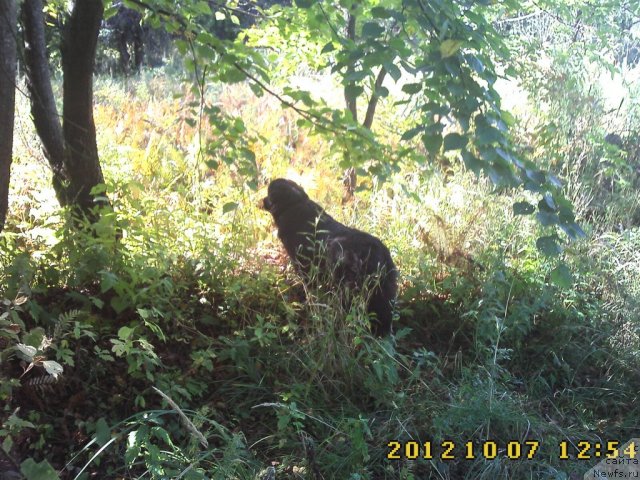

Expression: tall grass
xmin=1 ymin=67 xmax=639 ymax=479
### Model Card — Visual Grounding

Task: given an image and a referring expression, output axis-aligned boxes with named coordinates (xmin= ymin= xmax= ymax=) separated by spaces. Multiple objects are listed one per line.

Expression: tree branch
xmin=363 ymin=66 xmax=386 ymax=130
xmin=344 ymin=9 xmax=358 ymax=122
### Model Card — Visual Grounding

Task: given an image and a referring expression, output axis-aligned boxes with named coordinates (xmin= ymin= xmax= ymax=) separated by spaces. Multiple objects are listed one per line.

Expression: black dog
xmin=261 ymin=178 xmax=397 ymax=336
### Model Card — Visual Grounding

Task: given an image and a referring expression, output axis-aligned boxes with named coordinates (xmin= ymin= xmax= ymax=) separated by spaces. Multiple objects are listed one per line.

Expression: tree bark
xmin=23 ymin=0 xmax=106 ymax=217
xmin=22 ymin=0 xmax=67 ymax=203
xmin=61 ymin=0 xmax=106 ymax=213
xmin=344 ymin=11 xmax=358 ymax=123
xmin=363 ymin=67 xmax=386 ymax=130
xmin=0 ymin=0 xmax=18 ymax=233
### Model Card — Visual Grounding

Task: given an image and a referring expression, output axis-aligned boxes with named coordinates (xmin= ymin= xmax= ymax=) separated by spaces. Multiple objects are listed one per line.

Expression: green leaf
xmin=539 ymin=193 xmax=557 ymax=212
xmin=536 ymin=211 xmax=559 ymax=226
xmin=104 ymin=5 xmax=118 ymax=20
xmin=42 ymin=360 xmax=63 ymax=379
xmin=536 ymin=235 xmax=562 ymax=257
xmin=513 ymin=201 xmax=535 ymax=215
xmin=370 ymin=6 xmax=405 ymax=21
xmin=345 ymin=84 xmax=364 ymax=102
xmin=422 ymin=133 xmax=443 ymax=154
xmin=22 ymin=327 xmax=44 ymax=349
xmin=194 ymin=1 xmax=212 ymax=15
xmin=223 ymin=202 xmax=239 ymax=214
xmin=294 ymin=0 xmax=314 ymax=7
xmin=362 ymin=22 xmax=385 ymax=38
xmin=440 ymin=39 xmax=464 ymax=58
xmin=550 ymin=263 xmax=573 ymax=288
xmin=15 ymin=343 xmax=37 ymax=361
xmin=559 ymin=221 xmax=586 ymax=240
xmin=475 ymin=125 xmax=503 ymax=146
xmin=443 ymin=133 xmax=468 ymax=151
xmin=95 ymin=417 xmax=112 ymax=447
xmin=462 ymin=150 xmax=482 ymax=174
xmin=402 ymin=83 xmax=422 ymax=94
xmin=20 ymin=459 xmax=60 ymax=480
xmin=321 ymin=42 xmax=335 ymax=54
xmin=371 ymin=7 xmax=389 ymax=18
xmin=118 ymin=326 xmax=134 ymax=340
xmin=111 ymin=296 xmax=129 ymax=315
xmin=344 ymin=70 xmax=369 ymax=82
xmin=383 ymin=61 xmax=402 ymax=81
xmin=525 ymin=169 xmax=546 ymax=185
xmin=465 ymin=54 xmax=484 ymax=73
xmin=401 ymin=126 xmax=423 ymax=141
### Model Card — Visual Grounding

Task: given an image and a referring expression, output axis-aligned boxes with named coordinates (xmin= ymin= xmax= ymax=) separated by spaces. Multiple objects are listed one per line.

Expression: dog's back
xmin=262 ymin=179 xmax=397 ymax=336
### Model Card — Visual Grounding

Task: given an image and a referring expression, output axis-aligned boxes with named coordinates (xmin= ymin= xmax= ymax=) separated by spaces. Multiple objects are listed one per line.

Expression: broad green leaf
xmin=344 ymin=70 xmax=369 ymax=82
xmin=525 ymin=169 xmax=546 ymax=185
xmin=345 ymin=84 xmax=365 ymax=102
xmin=321 ymin=42 xmax=335 ymax=54
xmin=16 ymin=343 xmax=37 ymax=361
xmin=402 ymin=83 xmax=422 ymax=94
xmin=375 ymin=86 xmax=389 ymax=97
xmin=550 ymin=263 xmax=573 ymax=288
xmin=118 ymin=326 xmax=135 ymax=340
xmin=462 ymin=150 xmax=483 ymax=174
xmin=194 ymin=1 xmax=211 ymax=15
xmin=362 ymin=22 xmax=385 ymax=38
xmin=20 ymin=459 xmax=60 ymax=480
xmin=475 ymin=124 xmax=503 ymax=145
xmin=440 ymin=39 xmax=464 ymax=58
xmin=536 ymin=236 xmax=562 ymax=257
xmin=104 ymin=5 xmax=118 ymax=20
xmin=465 ymin=54 xmax=484 ymax=73
xmin=559 ymin=222 xmax=586 ymax=240
xmin=111 ymin=296 xmax=129 ymax=315
xmin=539 ymin=193 xmax=557 ymax=212
xmin=536 ymin=211 xmax=559 ymax=226
xmin=42 ymin=360 xmax=63 ymax=379
xmin=548 ymin=174 xmax=563 ymax=188
xmin=383 ymin=61 xmax=402 ymax=81
xmin=370 ymin=7 xmax=404 ymax=20
xmin=95 ymin=417 xmax=112 ymax=447
xmin=422 ymin=133 xmax=443 ymax=154
xmin=401 ymin=126 xmax=423 ymax=141
xmin=371 ymin=7 xmax=390 ymax=18
xmin=223 ymin=202 xmax=239 ymax=214
xmin=443 ymin=133 xmax=468 ymax=151
xmin=513 ymin=201 xmax=535 ymax=215
xmin=215 ymin=11 xmax=225 ymax=21
xmin=22 ymin=327 xmax=44 ymax=349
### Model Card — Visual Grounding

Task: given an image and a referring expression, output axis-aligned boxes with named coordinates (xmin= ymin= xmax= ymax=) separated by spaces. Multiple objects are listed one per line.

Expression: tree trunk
xmin=22 ymin=0 xmax=67 ymax=203
xmin=22 ymin=0 xmax=106 ymax=218
xmin=0 ymin=0 xmax=18 ymax=233
xmin=61 ymin=0 xmax=106 ymax=214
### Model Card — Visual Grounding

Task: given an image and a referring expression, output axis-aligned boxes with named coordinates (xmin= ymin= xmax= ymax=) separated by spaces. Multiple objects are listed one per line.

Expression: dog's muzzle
xmin=260 ymin=197 xmax=272 ymax=211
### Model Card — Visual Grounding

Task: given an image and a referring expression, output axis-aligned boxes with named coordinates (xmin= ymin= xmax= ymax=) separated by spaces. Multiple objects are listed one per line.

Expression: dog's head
xmin=261 ymin=179 xmax=309 ymax=217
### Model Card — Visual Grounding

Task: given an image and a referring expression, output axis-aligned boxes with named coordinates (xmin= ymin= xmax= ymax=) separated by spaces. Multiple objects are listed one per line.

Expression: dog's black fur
xmin=262 ymin=178 xmax=397 ymax=336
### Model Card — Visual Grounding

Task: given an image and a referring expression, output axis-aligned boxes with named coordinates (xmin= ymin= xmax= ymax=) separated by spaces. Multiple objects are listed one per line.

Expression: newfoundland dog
xmin=261 ymin=178 xmax=397 ymax=336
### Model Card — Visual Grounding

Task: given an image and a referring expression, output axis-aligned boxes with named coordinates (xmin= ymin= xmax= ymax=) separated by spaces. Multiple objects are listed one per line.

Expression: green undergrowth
xmin=2 ymin=74 xmax=640 ymax=479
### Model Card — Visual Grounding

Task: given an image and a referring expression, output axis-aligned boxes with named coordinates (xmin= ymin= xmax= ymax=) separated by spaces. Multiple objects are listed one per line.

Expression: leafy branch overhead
xmin=160 ymin=0 xmax=585 ymax=255
xmin=23 ymin=0 xmax=585 ymax=255
xmin=289 ymin=0 xmax=584 ymax=248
